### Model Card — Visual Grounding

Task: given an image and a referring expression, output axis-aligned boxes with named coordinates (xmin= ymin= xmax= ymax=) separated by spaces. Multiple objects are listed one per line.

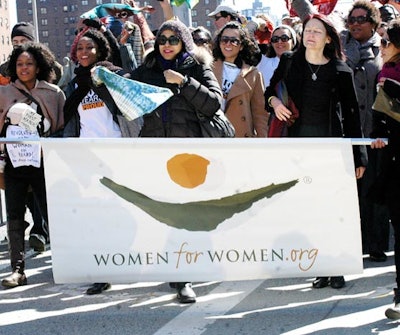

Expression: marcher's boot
xmin=1 ymin=219 xmax=27 ymax=288
xmin=385 ymin=288 xmax=400 ymax=320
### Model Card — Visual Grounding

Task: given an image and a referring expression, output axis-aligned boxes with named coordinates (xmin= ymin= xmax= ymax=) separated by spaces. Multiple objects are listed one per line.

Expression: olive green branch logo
xmin=100 ymin=177 xmax=298 ymax=231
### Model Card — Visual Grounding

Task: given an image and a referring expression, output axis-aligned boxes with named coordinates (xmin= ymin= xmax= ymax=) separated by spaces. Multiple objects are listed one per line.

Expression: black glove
xmin=82 ymin=18 xmax=103 ymax=30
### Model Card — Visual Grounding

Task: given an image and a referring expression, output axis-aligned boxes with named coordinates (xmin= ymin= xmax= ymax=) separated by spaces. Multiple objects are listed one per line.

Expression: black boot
xmin=86 ymin=282 xmax=111 ymax=295
xmin=385 ymin=288 xmax=400 ymax=320
xmin=312 ymin=277 xmax=330 ymax=288
xmin=175 ymin=282 xmax=196 ymax=303
xmin=1 ymin=271 xmax=27 ymax=288
xmin=2 ymin=219 xmax=27 ymax=288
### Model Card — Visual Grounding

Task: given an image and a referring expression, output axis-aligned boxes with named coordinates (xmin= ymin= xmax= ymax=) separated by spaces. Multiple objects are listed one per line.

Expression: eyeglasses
xmin=271 ymin=34 xmax=292 ymax=43
xmin=220 ymin=36 xmax=241 ymax=46
xmin=381 ymin=38 xmax=391 ymax=48
xmin=157 ymin=35 xmax=181 ymax=46
xmin=215 ymin=15 xmax=224 ymax=21
xmin=347 ymin=15 xmax=370 ymax=25
xmin=115 ymin=11 xmax=129 ymax=19
xmin=193 ymin=38 xmax=210 ymax=46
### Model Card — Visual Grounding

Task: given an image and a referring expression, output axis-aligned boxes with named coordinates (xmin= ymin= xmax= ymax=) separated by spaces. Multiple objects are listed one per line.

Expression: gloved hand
xmin=82 ymin=18 xmax=103 ymax=30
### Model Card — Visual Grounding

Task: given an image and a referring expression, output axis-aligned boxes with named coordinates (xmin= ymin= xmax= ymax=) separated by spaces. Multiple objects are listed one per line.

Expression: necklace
xmin=307 ymin=62 xmax=322 ymax=81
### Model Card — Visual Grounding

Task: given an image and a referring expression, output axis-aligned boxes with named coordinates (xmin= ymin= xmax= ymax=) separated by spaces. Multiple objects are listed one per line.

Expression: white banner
xmin=41 ymin=138 xmax=362 ymax=284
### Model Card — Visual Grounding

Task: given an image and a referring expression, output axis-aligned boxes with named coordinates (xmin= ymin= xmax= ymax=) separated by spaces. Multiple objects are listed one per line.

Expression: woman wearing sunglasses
xmin=370 ymin=18 xmax=400 ymax=320
xmin=212 ymin=21 xmax=267 ymax=137
xmin=130 ymin=19 xmax=222 ymax=303
xmin=343 ymin=1 xmax=392 ymax=266
xmin=257 ymin=25 xmax=298 ymax=88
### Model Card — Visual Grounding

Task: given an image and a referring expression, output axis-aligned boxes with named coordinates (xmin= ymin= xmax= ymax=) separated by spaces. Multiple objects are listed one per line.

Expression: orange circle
xmin=167 ymin=153 xmax=210 ymax=188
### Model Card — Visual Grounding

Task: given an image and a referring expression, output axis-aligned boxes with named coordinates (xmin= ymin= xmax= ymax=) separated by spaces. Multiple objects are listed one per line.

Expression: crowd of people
xmin=0 ymin=0 xmax=399 ymax=320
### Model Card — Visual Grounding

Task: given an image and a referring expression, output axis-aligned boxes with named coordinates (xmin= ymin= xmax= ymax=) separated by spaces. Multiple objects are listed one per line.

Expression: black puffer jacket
xmin=131 ymin=51 xmax=222 ymax=137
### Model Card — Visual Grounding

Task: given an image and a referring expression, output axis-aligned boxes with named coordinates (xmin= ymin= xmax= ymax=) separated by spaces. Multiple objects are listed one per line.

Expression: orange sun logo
xmin=167 ymin=153 xmax=210 ymax=188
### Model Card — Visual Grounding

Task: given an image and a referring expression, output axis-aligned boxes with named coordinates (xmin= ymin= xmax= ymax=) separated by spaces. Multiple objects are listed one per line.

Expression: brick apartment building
xmin=0 ymin=0 xmax=13 ymax=64
xmin=15 ymin=0 xmax=273 ymax=63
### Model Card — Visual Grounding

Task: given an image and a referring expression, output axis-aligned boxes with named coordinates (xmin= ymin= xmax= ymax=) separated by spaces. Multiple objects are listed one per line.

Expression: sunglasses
xmin=157 ymin=35 xmax=181 ymax=46
xmin=271 ymin=34 xmax=292 ymax=43
xmin=193 ymin=38 xmax=210 ymax=46
xmin=115 ymin=11 xmax=129 ymax=19
xmin=347 ymin=15 xmax=370 ymax=25
xmin=220 ymin=36 xmax=241 ymax=46
xmin=381 ymin=38 xmax=391 ymax=48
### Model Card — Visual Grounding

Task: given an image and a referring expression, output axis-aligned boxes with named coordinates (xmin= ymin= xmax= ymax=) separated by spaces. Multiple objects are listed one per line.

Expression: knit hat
xmin=156 ymin=20 xmax=194 ymax=52
xmin=11 ymin=22 xmax=35 ymax=41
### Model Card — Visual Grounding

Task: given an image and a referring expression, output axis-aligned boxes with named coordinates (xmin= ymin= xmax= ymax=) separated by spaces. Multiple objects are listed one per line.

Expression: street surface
xmin=0 ymin=223 xmax=400 ymax=335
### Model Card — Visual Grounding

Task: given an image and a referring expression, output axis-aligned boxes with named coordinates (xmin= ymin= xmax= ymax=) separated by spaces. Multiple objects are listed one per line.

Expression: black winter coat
xmin=131 ymin=52 xmax=222 ymax=137
xmin=265 ymin=51 xmax=367 ymax=168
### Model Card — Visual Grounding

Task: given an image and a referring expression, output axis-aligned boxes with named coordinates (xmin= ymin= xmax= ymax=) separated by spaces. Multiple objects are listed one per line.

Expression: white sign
xmin=41 ymin=138 xmax=362 ymax=284
xmin=6 ymin=125 xmax=41 ymax=168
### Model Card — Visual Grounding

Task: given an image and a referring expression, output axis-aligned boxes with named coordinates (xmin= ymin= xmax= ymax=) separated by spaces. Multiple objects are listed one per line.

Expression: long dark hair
xmin=212 ymin=21 xmax=261 ymax=67
xmin=300 ymin=14 xmax=344 ymax=61
xmin=8 ymin=42 xmax=56 ymax=82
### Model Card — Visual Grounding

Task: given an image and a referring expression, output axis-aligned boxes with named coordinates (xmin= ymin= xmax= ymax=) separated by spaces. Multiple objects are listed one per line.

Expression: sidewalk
xmin=0 ymin=224 xmax=399 ymax=335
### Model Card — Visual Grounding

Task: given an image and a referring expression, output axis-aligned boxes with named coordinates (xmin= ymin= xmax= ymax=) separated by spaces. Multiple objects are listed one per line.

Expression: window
xmin=64 ymin=17 xmax=68 ymax=24
xmin=42 ymin=30 xmax=48 ymax=37
xmin=63 ymin=6 xmax=68 ymax=12
xmin=28 ymin=9 xmax=32 ymax=15
xmin=65 ymin=28 xmax=70 ymax=36
xmin=82 ymin=0 xmax=88 ymax=5
xmin=192 ymin=9 xmax=197 ymax=16
xmin=96 ymin=0 xmax=103 ymax=4
xmin=205 ymin=0 xmax=209 ymax=4
xmin=40 ymin=8 xmax=47 ymax=14
xmin=41 ymin=19 xmax=48 ymax=25
xmin=65 ymin=40 xmax=71 ymax=47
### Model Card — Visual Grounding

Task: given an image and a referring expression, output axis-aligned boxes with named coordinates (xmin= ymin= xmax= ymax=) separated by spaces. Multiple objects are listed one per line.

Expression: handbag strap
xmin=17 ymin=88 xmax=47 ymax=136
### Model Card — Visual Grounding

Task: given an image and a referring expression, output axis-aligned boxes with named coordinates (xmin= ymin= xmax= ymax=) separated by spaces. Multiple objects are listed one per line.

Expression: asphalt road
xmin=0 ymin=224 xmax=400 ymax=335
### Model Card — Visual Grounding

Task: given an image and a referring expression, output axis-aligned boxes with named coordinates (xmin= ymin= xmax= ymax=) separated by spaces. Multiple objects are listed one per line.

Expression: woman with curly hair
xmin=212 ymin=21 xmax=268 ymax=137
xmin=0 ymin=43 xmax=65 ymax=288
xmin=63 ymin=28 xmax=139 ymax=295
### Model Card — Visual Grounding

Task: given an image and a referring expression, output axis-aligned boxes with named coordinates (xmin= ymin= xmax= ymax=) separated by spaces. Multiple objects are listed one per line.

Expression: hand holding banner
xmin=91 ymin=66 xmax=174 ymax=121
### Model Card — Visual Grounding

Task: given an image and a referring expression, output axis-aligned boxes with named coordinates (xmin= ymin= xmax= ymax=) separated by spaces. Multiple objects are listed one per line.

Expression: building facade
xmin=16 ymin=0 xmax=273 ymax=63
xmin=0 ymin=0 xmax=13 ymax=64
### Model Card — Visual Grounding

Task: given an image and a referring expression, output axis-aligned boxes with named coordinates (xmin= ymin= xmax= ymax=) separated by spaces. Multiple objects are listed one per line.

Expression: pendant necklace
xmin=307 ymin=62 xmax=321 ymax=81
